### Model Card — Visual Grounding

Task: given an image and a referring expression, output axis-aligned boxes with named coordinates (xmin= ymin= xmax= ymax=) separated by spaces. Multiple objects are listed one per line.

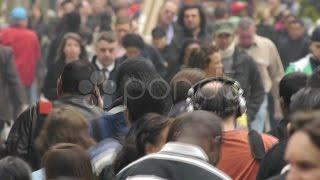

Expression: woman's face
xmin=63 ymin=38 xmax=81 ymax=63
xmin=285 ymin=131 xmax=320 ymax=180
xmin=183 ymin=43 xmax=200 ymax=65
xmin=205 ymin=52 xmax=223 ymax=77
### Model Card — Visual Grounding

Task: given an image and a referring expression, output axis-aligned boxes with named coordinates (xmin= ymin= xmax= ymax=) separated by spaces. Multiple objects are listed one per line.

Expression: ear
xmin=57 ymin=77 xmax=63 ymax=98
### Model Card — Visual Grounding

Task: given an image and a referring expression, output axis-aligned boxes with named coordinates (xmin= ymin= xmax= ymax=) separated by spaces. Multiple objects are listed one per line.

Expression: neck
xmin=192 ymin=27 xmax=201 ymax=38
xmin=220 ymin=41 xmax=236 ymax=58
xmin=222 ymin=116 xmax=236 ymax=131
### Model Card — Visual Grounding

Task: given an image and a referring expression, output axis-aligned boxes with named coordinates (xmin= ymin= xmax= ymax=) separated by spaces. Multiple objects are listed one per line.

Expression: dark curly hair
xmin=177 ymin=4 xmax=207 ymax=33
xmin=187 ymin=43 xmax=219 ymax=70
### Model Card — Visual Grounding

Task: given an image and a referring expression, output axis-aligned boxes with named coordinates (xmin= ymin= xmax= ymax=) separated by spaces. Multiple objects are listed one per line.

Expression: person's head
xmin=178 ymin=4 xmax=206 ymax=32
xmin=308 ymin=67 xmax=320 ymax=88
xmin=91 ymin=0 xmax=107 ymax=13
xmin=43 ymin=143 xmax=94 ymax=180
xmin=60 ymin=11 xmax=81 ymax=33
xmin=0 ymin=156 xmax=31 ymax=180
xmin=214 ymin=6 xmax=229 ymax=20
xmin=115 ymin=58 xmax=172 ymax=123
xmin=285 ymin=112 xmax=320 ymax=180
xmin=56 ymin=33 xmax=87 ymax=63
xmin=167 ymin=111 xmax=223 ymax=165
xmin=288 ymin=19 xmax=305 ymax=40
xmin=180 ymin=39 xmax=201 ymax=65
xmin=214 ymin=20 xmax=235 ymax=50
xmin=237 ymin=17 xmax=256 ymax=49
xmin=290 ymin=87 xmax=320 ymax=115
xmin=122 ymin=34 xmax=145 ymax=58
xmin=188 ymin=44 xmax=223 ymax=77
xmin=57 ymin=60 xmax=100 ymax=103
xmin=35 ymin=106 xmax=96 ymax=155
xmin=10 ymin=7 xmax=28 ymax=27
xmin=310 ymin=26 xmax=320 ymax=61
xmin=159 ymin=1 xmax=178 ymax=27
xmin=95 ymin=31 xmax=118 ymax=67
xmin=60 ymin=0 xmax=75 ymax=16
xmin=170 ymin=68 xmax=206 ymax=104
xmin=134 ymin=113 xmax=172 ymax=155
xmin=189 ymin=77 xmax=245 ymax=122
xmin=115 ymin=16 xmax=132 ymax=43
xmin=152 ymin=27 xmax=167 ymax=50
xmin=279 ymin=72 xmax=307 ymax=115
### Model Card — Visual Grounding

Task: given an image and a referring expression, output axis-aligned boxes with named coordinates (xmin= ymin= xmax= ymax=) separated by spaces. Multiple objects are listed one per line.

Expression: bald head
xmin=194 ymin=81 xmax=239 ymax=119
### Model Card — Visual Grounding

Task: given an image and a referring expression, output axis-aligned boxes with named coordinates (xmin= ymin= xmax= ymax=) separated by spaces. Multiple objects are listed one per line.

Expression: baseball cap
xmin=11 ymin=7 xmax=27 ymax=21
xmin=214 ymin=20 xmax=235 ymax=35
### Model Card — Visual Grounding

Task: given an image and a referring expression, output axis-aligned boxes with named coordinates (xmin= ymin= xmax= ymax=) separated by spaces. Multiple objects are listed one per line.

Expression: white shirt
xmin=95 ymin=59 xmax=115 ymax=79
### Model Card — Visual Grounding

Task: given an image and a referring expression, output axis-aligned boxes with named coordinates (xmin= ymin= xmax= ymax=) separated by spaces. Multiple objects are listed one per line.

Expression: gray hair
xmin=238 ymin=17 xmax=255 ymax=30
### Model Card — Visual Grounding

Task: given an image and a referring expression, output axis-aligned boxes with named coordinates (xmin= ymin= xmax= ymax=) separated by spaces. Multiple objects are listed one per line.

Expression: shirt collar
xmin=160 ymin=142 xmax=209 ymax=161
xmin=96 ymin=59 xmax=115 ymax=72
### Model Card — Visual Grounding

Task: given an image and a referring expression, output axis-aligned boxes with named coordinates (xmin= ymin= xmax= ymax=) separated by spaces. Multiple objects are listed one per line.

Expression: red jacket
xmin=1 ymin=26 xmax=41 ymax=87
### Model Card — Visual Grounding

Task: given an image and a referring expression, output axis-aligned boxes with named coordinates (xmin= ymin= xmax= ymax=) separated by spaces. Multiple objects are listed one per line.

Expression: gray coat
xmin=0 ymin=45 xmax=26 ymax=123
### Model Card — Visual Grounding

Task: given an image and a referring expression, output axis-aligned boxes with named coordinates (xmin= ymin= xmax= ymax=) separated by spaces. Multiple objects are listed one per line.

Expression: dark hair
xmin=177 ymin=4 xmax=206 ymax=32
xmin=290 ymin=87 xmax=320 ymax=114
xmin=179 ymin=39 xmax=201 ymax=64
xmin=194 ymin=80 xmax=240 ymax=119
xmin=113 ymin=113 xmax=171 ymax=173
xmin=60 ymin=0 xmax=74 ymax=8
xmin=188 ymin=44 xmax=219 ymax=70
xmin=288 ymin=19 xmax=304 ymax=27
xmin=0 ymin=156 xmax=31 ymax=180
xmin=43 ymin=143 xmax=94 ymax=180
xmin=35 ymin=106 xmax=96 ymax=155
xmin=167 ymin=110 xmax=222 ymax=165
xmin=122 ymin=34 xmax=145 ymax=50
xmin=308 ymin=67 xmax=320 ymax=88
xmin=170 ymin=68 xmax=206 ymax=103
xmin=152 ymin=26 xmax=166 ymax=38
xmin=61 ymin=11 xmax=81 ymax=33
xmin=168 ymin=110 xmax=222 ymax=142
xmin=96 ymin=31 xmax=117 ymax=44
xmin=289 ymin=111 xmax=320 ymax=148
xmin=60 ymin=60 xmax=96 ymax=95
xmin=115 ymin=58 xmax=172 ymax=122
xmin=56 ymin=33 xmax=88 ymax=63
xmin=279 ymin=72 xmax=307 ymax=108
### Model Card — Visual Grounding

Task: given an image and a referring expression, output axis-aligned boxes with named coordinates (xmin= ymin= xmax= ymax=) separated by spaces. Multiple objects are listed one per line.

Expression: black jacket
xmin=226 ymin=47 xmax=265 ymax=122
xmin=2 ymin=95 xmax=103 ymax=170
xmin=91 ymin=56 xmax=120 ymax=110
xmin=0 ymin=46 xmax=26 ymax=123
xmin=42 ymin=58 xmax=65 ymax=101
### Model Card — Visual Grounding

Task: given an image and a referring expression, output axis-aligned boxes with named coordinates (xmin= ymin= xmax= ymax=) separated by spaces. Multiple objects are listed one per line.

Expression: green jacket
xmin=286 ymin=54 xmax=313 ymax=75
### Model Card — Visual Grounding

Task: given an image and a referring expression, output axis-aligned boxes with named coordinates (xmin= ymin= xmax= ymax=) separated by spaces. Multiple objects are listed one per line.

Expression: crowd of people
xmin=0 ymin=0 xmax=320 ymax=179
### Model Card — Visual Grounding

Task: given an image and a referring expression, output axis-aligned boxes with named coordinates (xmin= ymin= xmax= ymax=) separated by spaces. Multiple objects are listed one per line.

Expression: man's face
xmin=160 ymin=2 xmax=178 ymax=26
xmin=152 ymin=37 xmax=167 ymax=50
xmin=215 ymin=33 xmax=234 ymax=50
xmin=310 ymin=42 xmax=320 ymax=61
xmin=183 ymin=8 xmax=201 ymax=31
xmin=238 ymin=26 xmax=255 ymax=49
xmin=95 ymin=40 xmax=117 ymax=67
xmin=288 ymin=23 xmax=304 ymax=40
xmin=62 ymin=2 xmax=75 ymax=15
xmin=116 ymin=23 xmax=132 ymax=43
xmin=125 ymin=47 xmax=141 ymax=58
xmin=285 ymin=131 xmax=320 ymax=180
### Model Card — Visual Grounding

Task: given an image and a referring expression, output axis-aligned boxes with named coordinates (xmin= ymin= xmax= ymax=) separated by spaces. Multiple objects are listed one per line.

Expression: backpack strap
xmin=248 ymin=130 xmax=266 ymax=160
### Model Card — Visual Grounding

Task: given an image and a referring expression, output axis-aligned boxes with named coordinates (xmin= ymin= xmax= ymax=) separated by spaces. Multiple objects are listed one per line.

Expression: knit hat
xmin=11 ymin=7 xmax=27 ymax=20
xmin=311 ymin=26 xmax=320 ymax=42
